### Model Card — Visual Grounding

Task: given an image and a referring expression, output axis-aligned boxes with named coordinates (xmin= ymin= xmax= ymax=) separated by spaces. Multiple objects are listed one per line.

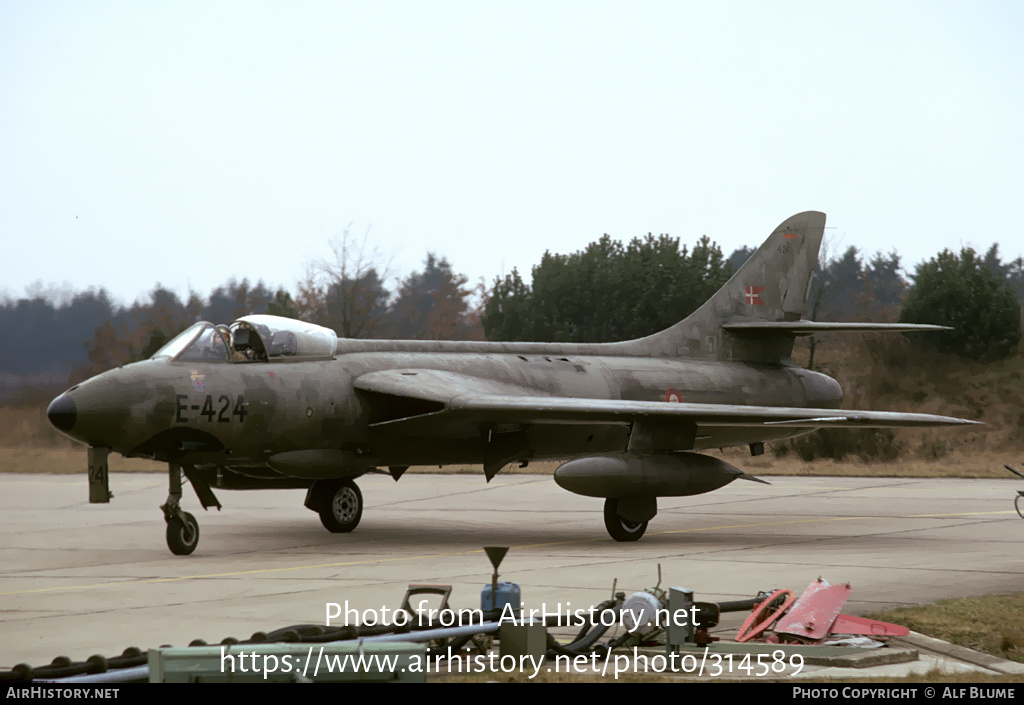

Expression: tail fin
xmin=617 ymin=211 xmax=826 ymax=361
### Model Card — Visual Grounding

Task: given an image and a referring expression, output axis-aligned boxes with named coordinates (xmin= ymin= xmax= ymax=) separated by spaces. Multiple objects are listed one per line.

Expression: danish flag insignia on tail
xmin=744 ymin=286 xmax=766 ymax=305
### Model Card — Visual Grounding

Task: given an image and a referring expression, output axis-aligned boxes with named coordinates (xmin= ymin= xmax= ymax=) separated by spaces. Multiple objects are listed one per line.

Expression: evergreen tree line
xmin=2 ymin=232 xmax=1021 ymax=398
xmin=483 ymin=236 xmax=1023 ymax=362
xmin=0 ymin=250 xmax=483 ymax=393
xmin=0 ymin=280 xmax=297 ymax=388
xmin=803 ymin=243 xmax=1022 ymax=362
xmin=482 ymin=234 xmax=730 ymax=343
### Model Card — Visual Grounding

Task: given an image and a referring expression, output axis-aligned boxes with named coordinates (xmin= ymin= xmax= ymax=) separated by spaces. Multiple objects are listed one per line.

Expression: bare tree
xmin=297 ymin=226 xmax=394 ymax=339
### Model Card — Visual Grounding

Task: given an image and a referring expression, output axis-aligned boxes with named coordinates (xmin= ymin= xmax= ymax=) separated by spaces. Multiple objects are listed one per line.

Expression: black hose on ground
xmin=426 ymin=633 xmax=475 ymax=658
xmin=544 ymin=594 xmax=624 ymax=660
xmin=570 ymin=597 xmax=619 ymax=643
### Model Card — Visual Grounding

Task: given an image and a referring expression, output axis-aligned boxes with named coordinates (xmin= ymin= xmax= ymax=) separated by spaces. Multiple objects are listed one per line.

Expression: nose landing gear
xmin=166 ymin=511 xmax=200 ymax=555
xmin=160 ymin=463 xmax=221 ymax=555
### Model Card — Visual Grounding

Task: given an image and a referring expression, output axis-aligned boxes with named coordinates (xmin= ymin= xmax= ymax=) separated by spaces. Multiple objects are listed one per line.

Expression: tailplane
xmin=617 ymin=211 xmax=826 ymax=361
xmin=614 ymin=210 xmax=950 ymax=362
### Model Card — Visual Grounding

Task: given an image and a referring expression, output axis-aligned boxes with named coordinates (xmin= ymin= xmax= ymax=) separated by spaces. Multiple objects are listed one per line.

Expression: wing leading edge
xmin=354 ymin=369 xmax=979 ymax=434
xmin=369 ymin=393 xmax=980 ymax=431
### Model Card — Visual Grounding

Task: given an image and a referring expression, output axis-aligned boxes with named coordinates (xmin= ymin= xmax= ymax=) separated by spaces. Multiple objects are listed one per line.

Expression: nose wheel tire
xmin=166 ymin=512 xmax=200 ymax=555
xmin=318 ymin=479 xmax=363 ymax=533
xmin=603 ymin=498 xmax=648 ymax=542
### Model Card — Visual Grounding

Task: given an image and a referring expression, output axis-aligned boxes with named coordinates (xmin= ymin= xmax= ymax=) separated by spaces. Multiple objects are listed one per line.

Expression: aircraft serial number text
xmin=175 ymin=394 xmax=248 ymax=423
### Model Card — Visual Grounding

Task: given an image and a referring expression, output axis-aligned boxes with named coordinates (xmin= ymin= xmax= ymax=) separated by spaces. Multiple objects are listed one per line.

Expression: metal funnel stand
xmin=484 ymin=546 xmax=508 ymax=609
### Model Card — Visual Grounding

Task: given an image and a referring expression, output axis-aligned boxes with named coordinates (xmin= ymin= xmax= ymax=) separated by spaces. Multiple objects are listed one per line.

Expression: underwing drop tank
xmin=553 ymin=452 xmax=749 ymax=499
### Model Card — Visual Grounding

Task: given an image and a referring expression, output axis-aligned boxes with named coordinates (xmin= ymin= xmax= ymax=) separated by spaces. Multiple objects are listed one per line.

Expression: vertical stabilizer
xmin=614 ymin=211 xmax=825 ymax=361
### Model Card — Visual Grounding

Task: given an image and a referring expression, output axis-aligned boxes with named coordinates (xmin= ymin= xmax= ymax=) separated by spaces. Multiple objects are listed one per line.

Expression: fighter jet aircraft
xmin=46 ymin=211 xmax=977 ymax=554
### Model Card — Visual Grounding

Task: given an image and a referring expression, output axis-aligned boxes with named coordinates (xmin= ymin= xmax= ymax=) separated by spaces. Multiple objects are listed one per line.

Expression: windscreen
xmin=150 ymin=322 xmax=207 ymax=360
xmin=150 ymin=323 xmax=229 ymax=362
xmin=177 ymin=325 xmax=230 ymax=362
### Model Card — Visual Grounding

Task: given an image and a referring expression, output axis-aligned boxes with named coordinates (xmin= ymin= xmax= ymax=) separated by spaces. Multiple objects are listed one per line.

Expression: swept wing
xmin=355 ymin=369 xmax=979 ymax=434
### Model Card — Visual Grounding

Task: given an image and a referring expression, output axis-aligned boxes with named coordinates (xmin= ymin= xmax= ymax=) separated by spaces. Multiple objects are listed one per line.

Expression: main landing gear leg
xmin=161 ymin=463 xmax=200 ymax=555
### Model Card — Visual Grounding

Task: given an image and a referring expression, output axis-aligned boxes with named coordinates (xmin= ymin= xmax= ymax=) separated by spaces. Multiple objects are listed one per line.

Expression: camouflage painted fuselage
xmin=61 ymin=341 xmax=841 ymax=474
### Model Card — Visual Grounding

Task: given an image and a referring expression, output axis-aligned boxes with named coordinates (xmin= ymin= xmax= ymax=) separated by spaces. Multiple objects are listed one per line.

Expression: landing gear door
xmin=88 ymin=447 xmax=111 ymax=503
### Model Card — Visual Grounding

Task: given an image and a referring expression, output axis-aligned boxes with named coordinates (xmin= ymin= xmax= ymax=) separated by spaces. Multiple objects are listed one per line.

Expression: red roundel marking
xmin=664 ymin=388 xmax=682 ymax=403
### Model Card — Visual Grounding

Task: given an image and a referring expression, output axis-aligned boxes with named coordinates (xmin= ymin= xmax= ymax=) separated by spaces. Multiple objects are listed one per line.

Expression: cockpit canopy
xmin=151 ymin=315 xmax=337 ymax=363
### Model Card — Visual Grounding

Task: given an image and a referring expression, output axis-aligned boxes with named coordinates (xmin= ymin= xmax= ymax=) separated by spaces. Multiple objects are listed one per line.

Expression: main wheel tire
xmin=318 ymin=479 xmax=363 ymax=533
xmin=167 ymin=512 xmax=200 ymax=555
xmin=603 ymin=498 xmax=648 ymax=542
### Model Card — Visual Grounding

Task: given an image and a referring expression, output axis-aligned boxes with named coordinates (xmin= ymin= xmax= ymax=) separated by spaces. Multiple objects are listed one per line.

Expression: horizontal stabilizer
xmin=722 ymin=321 xmax=952 ymax=337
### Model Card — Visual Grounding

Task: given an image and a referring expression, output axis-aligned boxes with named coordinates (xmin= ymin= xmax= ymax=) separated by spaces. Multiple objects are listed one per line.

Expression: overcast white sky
xmin=2 ymin=1 xmax=1022 ymax=307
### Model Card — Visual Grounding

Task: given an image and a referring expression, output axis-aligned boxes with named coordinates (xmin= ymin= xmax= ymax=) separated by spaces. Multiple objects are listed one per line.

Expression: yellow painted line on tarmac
xmin=654 ymin=509 xmax=1015 ymax=536
xmin=905 ymin=510 xmax=1016 ymax=518
xmin=2 ymin=510 xmax=1016 ymax=597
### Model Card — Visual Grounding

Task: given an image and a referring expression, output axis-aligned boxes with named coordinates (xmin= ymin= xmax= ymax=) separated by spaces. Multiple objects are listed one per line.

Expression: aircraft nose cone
xmin=47 ymin=393 xmax=77 ymax=433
